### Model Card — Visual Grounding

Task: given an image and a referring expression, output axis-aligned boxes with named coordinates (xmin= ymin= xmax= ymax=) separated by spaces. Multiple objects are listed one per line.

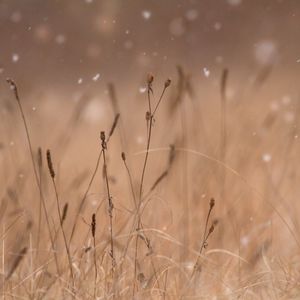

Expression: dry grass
xmin=1 ymin=68 xmax=300 ymax=299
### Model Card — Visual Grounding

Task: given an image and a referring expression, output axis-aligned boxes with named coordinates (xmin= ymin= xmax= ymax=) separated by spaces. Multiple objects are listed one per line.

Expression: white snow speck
xmin=139 ymin=86 xmax=147 ymax=93
xmin=32 ymin=107 xmax=36 ymax=111
xmin=12 ymin=54 xmax=19 ymax=63
xmin=142 ymin=10 xmax=152 ymax=20
xmin=203 ymin=67 xmax=210 ymax=78
xmin=296 ymin=59 xmax=300 ymax=63
xmin=92 ymin=73 xmax=100 ymax=81
xmin=262 ymin=153 xmax=272 ymax=163
xmin=78 ymin=78 xmax=83 ymax=84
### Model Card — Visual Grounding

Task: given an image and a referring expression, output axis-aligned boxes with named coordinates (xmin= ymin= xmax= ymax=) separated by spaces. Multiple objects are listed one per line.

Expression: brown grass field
xmin=1 ymin=1 xmax=300 ymax=299
xmin=1 ymin=66 xmax=300 ymax=299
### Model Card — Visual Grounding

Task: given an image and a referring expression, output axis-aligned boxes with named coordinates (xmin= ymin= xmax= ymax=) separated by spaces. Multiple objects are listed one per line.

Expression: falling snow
xmin=142 ymin=10 xmax=152 ymax=20
xmin=139 ymin=86 xmax=147 ymax=93
xmin=12 ymin=54 xmax=19 ymax=63
xmin=92 ymin=73 xmax=100 ymax=81
xmin=262 ymin=153 xmax=272 ymax=163
xmin=203 ymin=67 xmax=210 ymax=78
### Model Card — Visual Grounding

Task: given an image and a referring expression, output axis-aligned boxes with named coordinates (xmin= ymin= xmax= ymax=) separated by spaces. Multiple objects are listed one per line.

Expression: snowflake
xmin=262 ymin=153 xmax=272 ymax=163
xmin=12 ymin=54 xmax=19 ymax=63
xmin=92 ymin=73 xmax=100 ymax=81
xmin=142 ymin=10 xmax=152 ymax=20
xmin=203 ymin=67 xmax=210 ymax=78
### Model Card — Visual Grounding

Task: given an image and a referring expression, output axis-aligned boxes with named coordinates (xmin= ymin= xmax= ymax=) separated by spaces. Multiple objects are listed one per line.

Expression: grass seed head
xmin=121 ymin=152 xmax=126 ymax=161
xmin=147 ymin=73 xmax=154 ymax=85
xmin=91 ymin=213 xmax=96 ymax=238
xmin=46 ymin=149 xmax=55 ymax=178
xmin=210 ymin=198 xmax=215 ymax=209
xmin=165 ymin=78 xmax=171 ymax=88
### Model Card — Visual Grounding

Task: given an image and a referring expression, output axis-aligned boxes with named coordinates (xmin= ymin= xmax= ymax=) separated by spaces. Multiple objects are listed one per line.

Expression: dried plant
xmin=132 ymin=76 xmax=171 ymax=297
xmin=100 ymin=131 xmax=116 ymax=273
xmin=91 ymin=213 xmax=97 ymax=299
xmin=192 ymin=198 xmax=217 ymax=277
xmin=69 ymin=113 xmax=120 ymax=243
xmin=46 ymin=149 xmax=74 ymax=285
xmin=6 ymin=79 xmax=60 ymax=274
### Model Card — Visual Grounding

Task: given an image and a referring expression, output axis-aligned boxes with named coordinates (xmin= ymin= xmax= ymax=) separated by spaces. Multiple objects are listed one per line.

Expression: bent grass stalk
xmin=69 ymin=114 xmax=120 ymax=244
xmin=91 ymin=213 xmax=97 ymax=299
xmin=6 ymin=79 xmax=60 ymax=275
xmin=133 ymin=76 xmax=171 ymax=297
xmin=191 ymin=198 xmax=216 ymax=277
xmin=100 ymin=131 xmax=115 ymax=274
xmin=46 ymin=149 xmax=74 ymax=286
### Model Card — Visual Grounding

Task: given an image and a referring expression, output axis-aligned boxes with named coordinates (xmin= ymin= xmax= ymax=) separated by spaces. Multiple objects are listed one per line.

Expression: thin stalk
xmin=6 ymin=79 xmax=60 ymax=275
xmin=47 ymin=150 xmax=74 ymax=286
xmin=191 ymin=198 xmax=215 ymax=278
xmin=91 ymin=213 xmax=97 ymax=299
xmin=70 ymin=114 xmax=119 ymax=244
xmin=101 ymin=132 xmax=115 ymax=273
xmin=133 ymin=78 xmax=170 ymax=297
xmin=69 ymin=150 xmax=102 ymax=244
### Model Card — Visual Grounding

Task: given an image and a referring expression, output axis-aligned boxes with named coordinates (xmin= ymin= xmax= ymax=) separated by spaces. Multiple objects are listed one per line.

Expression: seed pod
xmin=61 ymin=203 xmax=69 ymax=224
xmin=46 ymin=149 xmax=55 ymax=178
xmin=147 ymin=73 xmax=154 ymax=84
xmin=210 ymin=198 xmax=215 ymax=209
xmin=164 ymin=78 xmax=171 ymax=88
xmin=91 ymin=213 xmax=96 ymax=238
xmin=121 ymin=152 xmax=126 ymax=161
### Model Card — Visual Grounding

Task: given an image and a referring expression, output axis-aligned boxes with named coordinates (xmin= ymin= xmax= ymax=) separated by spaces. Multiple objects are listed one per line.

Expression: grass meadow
xmin=1 ymin=65 xmax=300 ymax=299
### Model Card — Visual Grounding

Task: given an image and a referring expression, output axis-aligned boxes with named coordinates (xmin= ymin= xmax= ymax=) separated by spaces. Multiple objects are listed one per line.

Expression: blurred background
xmin=1 ymin=2 xmax=300 ymax=298
xmin=1 ymin=0 xmax=300 ymax=94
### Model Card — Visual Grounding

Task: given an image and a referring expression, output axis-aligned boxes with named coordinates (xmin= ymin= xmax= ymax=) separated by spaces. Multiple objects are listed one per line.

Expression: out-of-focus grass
xmin=0 ymin=67 xmax=300 ymax=299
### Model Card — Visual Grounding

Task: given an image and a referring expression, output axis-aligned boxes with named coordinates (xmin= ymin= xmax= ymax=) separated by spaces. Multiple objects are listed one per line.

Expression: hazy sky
xmin=0 ymin=0 xmax=300 ymax=91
